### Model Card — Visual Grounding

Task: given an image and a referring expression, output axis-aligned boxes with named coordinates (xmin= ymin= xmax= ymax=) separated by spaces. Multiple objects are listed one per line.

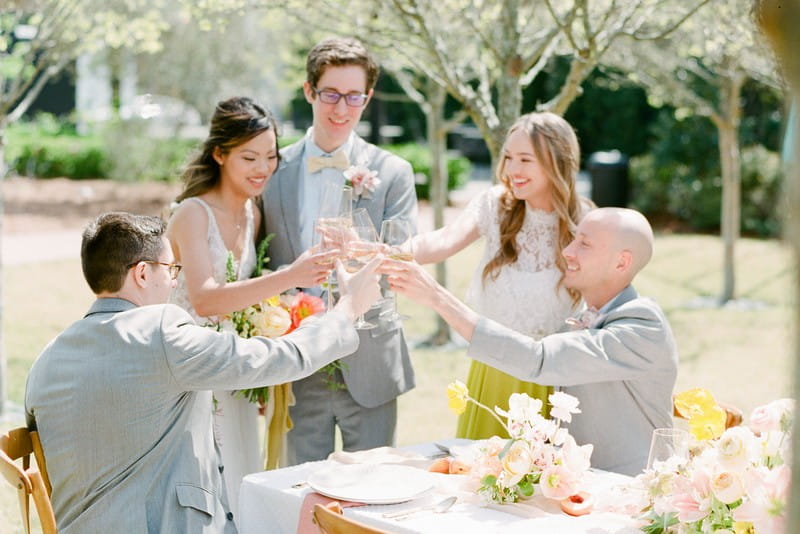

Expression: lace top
xmin=464 ymin=185 xmax=576 ymax=339
xmin=170 ymin=197 xmax=257 ymax=323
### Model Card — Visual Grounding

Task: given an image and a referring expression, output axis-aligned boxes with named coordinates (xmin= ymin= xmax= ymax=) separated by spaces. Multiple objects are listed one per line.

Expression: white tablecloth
xmin=238 ymin=440 xmax=644 ymax=534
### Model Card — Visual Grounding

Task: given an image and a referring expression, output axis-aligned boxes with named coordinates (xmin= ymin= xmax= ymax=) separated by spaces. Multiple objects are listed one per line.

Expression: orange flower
xmin=288 ymin=293 xmax=325 ymax=332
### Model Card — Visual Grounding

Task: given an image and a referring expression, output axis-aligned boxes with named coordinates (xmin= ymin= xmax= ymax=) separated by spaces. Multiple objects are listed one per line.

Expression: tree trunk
xmin=0 ymin=124 xmax=7 ymax=417
xmin=715 ymin=73 xmax=744 ymax=304
xmin=426 ymin=80 xmax=451 ymax=345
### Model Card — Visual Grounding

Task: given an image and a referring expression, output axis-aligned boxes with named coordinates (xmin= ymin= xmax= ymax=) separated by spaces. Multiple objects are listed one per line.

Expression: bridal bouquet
xmin=213 ymin=241 xmax=326 ymax=404
xmin=632 ymin=388 xmax=793 ymax=534
xmin=446 ymin=381 xmax=593 ymax=504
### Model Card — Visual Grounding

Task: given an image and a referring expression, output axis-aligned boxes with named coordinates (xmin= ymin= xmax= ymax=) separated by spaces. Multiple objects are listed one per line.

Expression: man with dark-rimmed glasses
xmin=25 ymin=211 xmax=382 ymax=532
xmin=262 ymin=37 xmax=418 ymax=465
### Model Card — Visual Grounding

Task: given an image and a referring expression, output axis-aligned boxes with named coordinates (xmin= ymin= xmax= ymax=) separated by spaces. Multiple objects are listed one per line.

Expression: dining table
xmin=238 ymin=439 xmax=645 ymax=534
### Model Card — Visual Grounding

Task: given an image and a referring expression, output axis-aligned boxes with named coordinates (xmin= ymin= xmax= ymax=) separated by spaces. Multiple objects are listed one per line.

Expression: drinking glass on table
xmin=646 ymin=427 xmax=690 ymax=470
xmin=346 ymin=222 xmax=380 ymax=330
xmin=379 ymin=218 xmax=414 ymax=321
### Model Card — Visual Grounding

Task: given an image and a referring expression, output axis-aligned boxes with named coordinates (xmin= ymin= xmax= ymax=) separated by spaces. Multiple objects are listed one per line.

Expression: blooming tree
xmin=603 ymin=0 xmax=782 ymax=303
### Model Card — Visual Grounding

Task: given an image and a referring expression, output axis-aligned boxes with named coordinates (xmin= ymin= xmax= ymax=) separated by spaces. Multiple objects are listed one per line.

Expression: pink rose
xmin=749 ymin=398 xmax=794 ymax=434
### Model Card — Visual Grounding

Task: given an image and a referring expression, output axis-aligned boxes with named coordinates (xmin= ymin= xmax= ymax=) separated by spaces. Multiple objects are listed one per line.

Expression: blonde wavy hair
xmin=482 ymin=112 xmax=583 ymax=305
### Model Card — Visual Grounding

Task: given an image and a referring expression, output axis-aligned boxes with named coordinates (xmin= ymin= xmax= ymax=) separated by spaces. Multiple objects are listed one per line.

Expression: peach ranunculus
xmin=447 ymin=381 xmax=469 ymax=415
xmin=250 ymin=305 xmax=291 ymax=337
xmin=749 ymin=398 xmax=794 ymax=434
xmin=500 ymin=440 xmax=534 ymax=487
xmin=710 ymin=470 xmax=746 ymax=504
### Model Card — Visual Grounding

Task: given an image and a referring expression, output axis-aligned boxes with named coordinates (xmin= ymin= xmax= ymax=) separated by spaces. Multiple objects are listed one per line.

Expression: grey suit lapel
xmin=275 ymin=142 xmax=306 ymax=258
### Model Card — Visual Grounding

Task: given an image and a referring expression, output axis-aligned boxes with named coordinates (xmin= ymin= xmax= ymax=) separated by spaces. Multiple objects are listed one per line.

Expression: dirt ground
xmin=1 ymin=177 xmax=182 ymax=235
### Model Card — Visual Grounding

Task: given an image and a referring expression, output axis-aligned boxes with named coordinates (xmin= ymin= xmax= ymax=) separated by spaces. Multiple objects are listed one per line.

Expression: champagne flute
xmin=646 ymin=428 xmax=690 ymax=470
xmin=379 ymin=218 xmax=415 ymax=321
xmin=313 ymin=217 xmax=349 ymax=309
xmin=315 ymin=183 xmax=354 ymax=308
xmin=346 ymin=222 xmax=380 ymax=330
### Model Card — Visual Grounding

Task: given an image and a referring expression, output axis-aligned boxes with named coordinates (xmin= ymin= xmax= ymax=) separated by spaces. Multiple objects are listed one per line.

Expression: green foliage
xmin=629 ymin=112 xmax=783 ymax=236
xmin=5 ymin=115 xmax=110 ymax=179
xmin=101 ymin=118 xmax=197 ymax=182
xmin=382 ymin=143 xmax=470 ymax=200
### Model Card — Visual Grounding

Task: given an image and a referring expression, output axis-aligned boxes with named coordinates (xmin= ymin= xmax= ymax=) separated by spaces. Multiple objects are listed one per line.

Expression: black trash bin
xmin=587 ymin=150 xmax=629 ymax=208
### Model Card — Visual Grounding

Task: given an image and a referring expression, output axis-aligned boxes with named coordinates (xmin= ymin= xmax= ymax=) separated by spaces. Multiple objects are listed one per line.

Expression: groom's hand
xmin=333 ymin=256 xmax=382 ymax=322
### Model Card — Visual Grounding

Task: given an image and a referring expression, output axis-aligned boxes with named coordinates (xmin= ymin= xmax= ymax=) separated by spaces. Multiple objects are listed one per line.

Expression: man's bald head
xmin=583 ymin=208 xmax=654 ymax=279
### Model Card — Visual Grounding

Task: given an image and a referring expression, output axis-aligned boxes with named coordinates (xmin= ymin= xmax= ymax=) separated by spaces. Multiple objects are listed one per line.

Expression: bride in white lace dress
xmin=410 ymin=112 xmax=589 ymax=439
xmin=166 ymin=97 xmax=334 ymax=521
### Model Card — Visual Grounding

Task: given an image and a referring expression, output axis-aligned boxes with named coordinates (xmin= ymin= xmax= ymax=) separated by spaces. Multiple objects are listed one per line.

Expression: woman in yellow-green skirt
xmin=411 ymin=112 xmax=588 ymax=439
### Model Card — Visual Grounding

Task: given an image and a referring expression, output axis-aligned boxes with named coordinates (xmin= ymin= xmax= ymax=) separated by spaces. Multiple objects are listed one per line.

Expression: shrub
xmin=101 ymin=118 xmax=198 ymax=183
xmin=5 ymin=115 xmax=110 ymax=179
xmin=381 ymin=143 xmax=471 ymax=200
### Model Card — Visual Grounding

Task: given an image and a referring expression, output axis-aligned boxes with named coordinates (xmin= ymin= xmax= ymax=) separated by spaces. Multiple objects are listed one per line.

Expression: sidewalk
xmin=1 ymin=180 xmax=492 ymax=266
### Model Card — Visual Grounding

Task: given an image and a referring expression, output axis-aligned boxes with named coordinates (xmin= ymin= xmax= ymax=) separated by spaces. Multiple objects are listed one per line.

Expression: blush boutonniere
xmin=343 ymin=160 xmax=381 ymax=199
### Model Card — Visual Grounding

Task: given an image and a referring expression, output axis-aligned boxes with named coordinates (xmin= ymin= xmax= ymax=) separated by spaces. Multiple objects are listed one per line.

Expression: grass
xmin=1 ymin=232 xmax=795 ymax=533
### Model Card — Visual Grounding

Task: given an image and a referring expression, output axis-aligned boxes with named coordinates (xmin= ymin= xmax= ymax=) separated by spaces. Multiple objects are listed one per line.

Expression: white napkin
xmin=327 ymin=446 xmax=431 ymax=469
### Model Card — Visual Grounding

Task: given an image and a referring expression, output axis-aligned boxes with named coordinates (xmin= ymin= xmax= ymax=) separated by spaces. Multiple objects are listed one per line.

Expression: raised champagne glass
xmin=379 ymin=218 xmax=414 ymax=321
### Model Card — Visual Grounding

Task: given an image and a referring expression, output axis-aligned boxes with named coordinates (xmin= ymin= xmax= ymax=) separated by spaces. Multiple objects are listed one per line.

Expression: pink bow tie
xmin=565 ymin=307 xmax=601 ymax=330
xmin=307 ymin=151 xmax=349 ymax=173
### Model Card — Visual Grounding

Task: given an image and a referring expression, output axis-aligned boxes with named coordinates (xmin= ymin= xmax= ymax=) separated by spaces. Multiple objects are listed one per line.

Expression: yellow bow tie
xmin=307 ymin=151 xmax=350 ymax=174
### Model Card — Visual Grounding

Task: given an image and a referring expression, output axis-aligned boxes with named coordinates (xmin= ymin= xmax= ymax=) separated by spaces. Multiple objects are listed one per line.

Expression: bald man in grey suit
xmin=24 ymin=212 xmax=381 ymax=533
xmin=383 ymin=208 xmax=678 ymax=476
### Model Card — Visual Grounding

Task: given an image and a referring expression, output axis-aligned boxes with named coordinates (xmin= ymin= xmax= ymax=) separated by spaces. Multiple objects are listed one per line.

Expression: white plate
xmin=307 ymin=463 xmax=434 ymax=504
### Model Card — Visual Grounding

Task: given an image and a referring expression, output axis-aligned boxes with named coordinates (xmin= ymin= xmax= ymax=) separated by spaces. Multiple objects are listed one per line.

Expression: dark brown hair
xmin=483 ymin=112 xmax=583 ymax=305
xmin=81 ymin=212 xmax=166 ymax=293
xmin=176 ymin=96 xmax=279 ymax=202
xmin=306 ymin=37 xmax=379 ymax=92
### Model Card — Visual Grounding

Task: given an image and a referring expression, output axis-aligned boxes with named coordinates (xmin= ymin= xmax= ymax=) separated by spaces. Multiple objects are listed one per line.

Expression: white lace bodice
xmin=464 ymin=185 xmax=576 ymax=338
xmin=170 ymin=197 xmax=257 ymax=323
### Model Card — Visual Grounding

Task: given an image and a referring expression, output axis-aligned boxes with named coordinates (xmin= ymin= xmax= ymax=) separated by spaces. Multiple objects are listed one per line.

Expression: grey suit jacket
xmin=25 ymin=298 xmax=358 ymax=533
xmin=467 ymin=286 xmax=678 ymax=475
xmin=262 ymin=134 xmax=417 ymax=407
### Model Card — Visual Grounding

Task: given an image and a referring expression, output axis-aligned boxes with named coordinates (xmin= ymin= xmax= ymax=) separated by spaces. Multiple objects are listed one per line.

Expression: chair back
xmin=0 ymin=427 xmax=57 ymax=534
xmin=312 ymin=502 xmax=391 ymax=534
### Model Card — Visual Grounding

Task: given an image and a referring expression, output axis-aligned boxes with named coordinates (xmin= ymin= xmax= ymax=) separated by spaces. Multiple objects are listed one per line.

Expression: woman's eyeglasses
xmin=128 ymin=261 xmax=182 ymax=280
xmin=312 ymin=87 xmax=369 ymax=107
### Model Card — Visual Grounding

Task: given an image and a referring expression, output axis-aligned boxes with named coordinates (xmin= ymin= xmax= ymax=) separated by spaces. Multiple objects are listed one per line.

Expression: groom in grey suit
xmin=24 ymin=212 xmax=381 ymax=533
xmin=383 ymin=208 xmax=679 ymax=476
xmin=262 ymin=37 xmax=418 ymax=464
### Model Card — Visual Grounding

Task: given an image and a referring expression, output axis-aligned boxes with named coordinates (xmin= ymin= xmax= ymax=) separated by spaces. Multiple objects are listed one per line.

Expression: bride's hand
xmin=286 ymin=247 xmax=337 ymax=288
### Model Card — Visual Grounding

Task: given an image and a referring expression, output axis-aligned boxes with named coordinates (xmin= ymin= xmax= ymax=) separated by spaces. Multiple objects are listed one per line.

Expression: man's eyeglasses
xmin=312 ymin=87 xmax=369 ymax=107
xmin=128 ymin=261 xmax=183 ymax=280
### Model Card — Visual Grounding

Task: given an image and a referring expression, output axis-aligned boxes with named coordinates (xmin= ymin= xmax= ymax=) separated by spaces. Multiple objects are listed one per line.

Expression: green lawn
xmin=1 ymin=233 xmax=795 ymax=532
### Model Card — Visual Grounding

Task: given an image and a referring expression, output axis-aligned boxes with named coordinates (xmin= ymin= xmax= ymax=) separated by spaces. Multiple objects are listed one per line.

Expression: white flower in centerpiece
xmin=716 ymin=426 xmax=758 ymax=472
xmin=710 ymin=470 xmax=746 ymax=504
xmin=549 ymin=391 xmax=581 ymax=423
xmin=501 ymin=440 xmax=535 ymax=487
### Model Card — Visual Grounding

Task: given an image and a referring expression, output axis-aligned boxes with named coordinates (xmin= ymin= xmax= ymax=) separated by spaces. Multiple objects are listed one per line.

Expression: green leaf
xmin=251 ymin=233 xmax=274 ymax=277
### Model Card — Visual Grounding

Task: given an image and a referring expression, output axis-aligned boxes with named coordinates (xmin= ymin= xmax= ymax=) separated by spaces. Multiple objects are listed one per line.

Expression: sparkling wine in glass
xmin=379 ymin=218 xmax=414 ymax=321
xmin=346 ymin=223 xmax=380 ymax=329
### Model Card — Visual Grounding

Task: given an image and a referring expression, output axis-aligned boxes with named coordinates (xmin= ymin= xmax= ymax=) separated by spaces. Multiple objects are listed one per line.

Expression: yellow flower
xmin=733 ymin=521 xmax=755 ymax=534
xmin=674 ymin=388 xmax=726 ymax=440
xmin=447 ymin=381 xmax=469 ymax=415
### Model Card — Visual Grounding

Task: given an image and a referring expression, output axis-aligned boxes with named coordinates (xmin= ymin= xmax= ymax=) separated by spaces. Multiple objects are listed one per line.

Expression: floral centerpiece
xmin=446 ymin=381 xmax=593 ymax=504
xmin=632 ymin=388 xmax=793 ymax=534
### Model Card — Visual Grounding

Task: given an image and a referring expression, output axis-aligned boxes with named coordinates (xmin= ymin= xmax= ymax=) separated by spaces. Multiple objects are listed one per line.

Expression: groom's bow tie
xmin=565 ymin=306 xmax=601 ymax=330
xmin=307 ymin=151 xmax=349 ymax=174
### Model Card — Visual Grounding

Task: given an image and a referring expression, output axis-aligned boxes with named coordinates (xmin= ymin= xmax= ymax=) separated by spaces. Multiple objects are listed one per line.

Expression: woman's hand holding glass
xmin=285 ymin=246 xmax=339 ymax=288
xmin=379 ymin=218 xmax=415 ymax=321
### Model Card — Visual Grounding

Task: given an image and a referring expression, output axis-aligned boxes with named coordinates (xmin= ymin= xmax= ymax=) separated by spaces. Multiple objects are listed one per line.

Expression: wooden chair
xmin=673 ymin=397 xmax=744 ymax=429
xmin=312 ymin=502 xmax=392 ymax=534
xmin=0 ymin=427 xmax=57 ymax=534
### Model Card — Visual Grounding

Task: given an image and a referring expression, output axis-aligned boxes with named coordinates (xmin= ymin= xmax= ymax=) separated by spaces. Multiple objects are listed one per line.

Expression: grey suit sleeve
xmin=380 ymin=154 xmax=418 ymax=232
xmin=467 ymin=305 xmax=674 ymax=386
xmin=159 ymin=305 xmax=359 ymax=390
